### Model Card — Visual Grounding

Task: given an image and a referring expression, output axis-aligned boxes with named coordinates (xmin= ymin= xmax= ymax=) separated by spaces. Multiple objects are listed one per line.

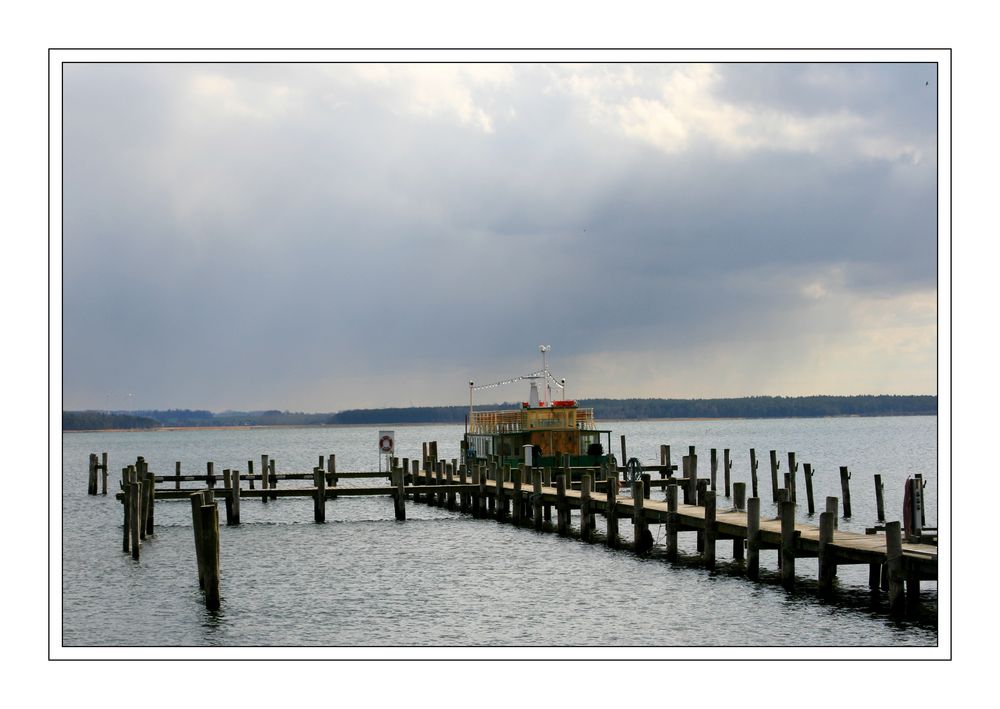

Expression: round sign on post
xmin=378 ymin=430 xmax=395 ymax=454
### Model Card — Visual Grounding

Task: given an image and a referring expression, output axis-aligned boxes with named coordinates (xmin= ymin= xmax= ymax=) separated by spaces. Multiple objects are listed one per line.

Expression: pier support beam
xmin=886 ymin=521 xmax=905 ymax=615
xmin=633 ymin=481 xmax=651 ymax=554
xmin=556 ymin=474 xmax=568 ymax=536
xmin=818 ymin=511 xmax=836 ymax=595
xmin=580 ymin=474 xmax=593 ymax=542
xmin=780 ymin=500 xmax=797 ymax=590
xmin=704 ymin=490 xmax=717 ymax=568
xmin=665 ymin=483 xmax=678 ymax=561
xmin=606 ymin=475 xmax=618 ymax=549
xmin=747 ymin=496 xmax=760 ymax=580
xmin=532 ymin=469 xmax=543 ymax=530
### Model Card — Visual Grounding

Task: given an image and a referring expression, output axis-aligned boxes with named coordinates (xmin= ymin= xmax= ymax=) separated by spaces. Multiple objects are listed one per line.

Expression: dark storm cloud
xmin=62 ymin=62 xmax=937 ymax=410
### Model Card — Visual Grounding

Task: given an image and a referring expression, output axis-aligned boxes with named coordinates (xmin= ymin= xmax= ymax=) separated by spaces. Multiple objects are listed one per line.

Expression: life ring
xmin=379 ymin=435 xmax=393 ymax=452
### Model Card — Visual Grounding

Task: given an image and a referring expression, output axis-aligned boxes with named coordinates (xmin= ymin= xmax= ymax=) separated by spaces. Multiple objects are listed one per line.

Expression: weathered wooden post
xmin=780 ymin=500 xmax=797 ymax=590
xmin=260 ymin=454 xmax=269 ymax=504
xmin=458 ymin=463 xmax=469 ymax=512
xmin=803 ymin=463 xmax=816 ymax=515
xmin=818 ymin=511 xmax=836 ymax=595
xmin=620 ymin=434 xmax=627 ymax=469
xmin=665 ymin=483 xmax=678 ymax=561
xmin=769 ymin=450 xmax=780 ymax=503
xmin=121 ymin=468 xmax=131 ymax=553
xmin=542 ymin=467 xmax=552 ymax=521
xmin=710 ymin=448 xmax=718 ymax=492
xmin=314 ymin=466 xmax=327 ymax=522
xmin=747 ymin=497 xmax=760 ymax=580
xmin=704 ymin=490 xmax=717 ymax=568
xmin=141 ymin=471 xmax=154 ymax=537
xmin=681 ymin=456 xmax=693 ymax=505
xmin=825 ymin=496 xmax=839 ymax=534
xmin=723 ymin=449 xmax=732 ymax=497
xmin=411 ymin=459 xmax=422 ymax=503
xmin=874 ymin=474 xmax=885 ymax=523
xmin=434 ymin=461 xmax=444 ymax=507
xmin=392 ymin=465 xmax=405 ymax=521
xmin=200 ymin=500 xmax=221 ymax=611
xmin=787 ymin=452 xmax=797 ymax=504
xmin=580 ymin=474 xmax=593 ymax=542
xmin=269 ymin=458 xmax=278 ymax=501
xmin=222 ymin=470 xmax=234 ymax=525
xmin=688 ymin=452 xmax=698 ymax=503
xmin=511 ymin=467 xmax=523 ymax=525
xmin=206 ymin=461 xmax=216 ymax=489
xmin=446 ymin=463 xmax=457 ymax=510
xmin=839 ymin=466 xmax=852 ymax=518
xmin=532 ymin=469 xmax=543 ymax=530
xmin=659 ymin=444 xmax=669 ymax=479
xmin=495 ymin=464 xmax=506 ymax=521
xmin=129 ymin=471 xmax=142 ymax=558
xmin=88 ymin=453 xmax=97 ymax=495
xmin=641 ymin=472 xmax=651 ymax=500
xmin=749 ymin=448 xmax=759 ymax=499
xmin=866 ymin=528 xmax=882 ymax=592
xmin=175 ymin=461 xmax=182 ymax=490
xmin=328 ymin=454 xmax=337 ymax=489
xmin=606 ymin=475 xmax=618 ymax=548
xmin=632 ymin=481 xmax=650 ymax=554
xmin=733 ymin=481 xmax=746 ymax=511
xmin=247 ymin=460 xmax=255 ymax=490
xmin=231 ymin=469 xmax=240 ymax=525
xmin=189 ymin=491 xmax=206 ymax=586
xmin=101 ymin=452 xmax=109 ymax=495
xmin=556 ymin=474 xmax=568 ymax=536
xmin=885 ymin=521 xmax=904 ymax=615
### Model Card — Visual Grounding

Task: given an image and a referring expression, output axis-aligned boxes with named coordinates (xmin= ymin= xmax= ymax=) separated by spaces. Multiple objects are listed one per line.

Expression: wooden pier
xmin=99 ymin=443 xmax=936 ymax=617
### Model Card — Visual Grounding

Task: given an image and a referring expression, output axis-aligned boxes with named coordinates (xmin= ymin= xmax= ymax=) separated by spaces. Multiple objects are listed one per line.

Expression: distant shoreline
xmin=62 ymin=412 xmax=937 ymax=433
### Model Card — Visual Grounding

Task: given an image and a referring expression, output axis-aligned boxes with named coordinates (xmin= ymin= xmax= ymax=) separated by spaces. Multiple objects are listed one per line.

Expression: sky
xmin=61 ymin=61 xmax=938 ymax=412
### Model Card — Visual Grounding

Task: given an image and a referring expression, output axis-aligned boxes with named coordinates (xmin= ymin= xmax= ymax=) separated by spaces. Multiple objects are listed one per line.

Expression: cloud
xmin=61 ymin=62 xmax=938 ymax=410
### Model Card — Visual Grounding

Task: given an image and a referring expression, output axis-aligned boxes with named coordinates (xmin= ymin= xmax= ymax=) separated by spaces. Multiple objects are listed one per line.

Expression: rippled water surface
xmin=61 ymin=416 xmax=939 ymax=648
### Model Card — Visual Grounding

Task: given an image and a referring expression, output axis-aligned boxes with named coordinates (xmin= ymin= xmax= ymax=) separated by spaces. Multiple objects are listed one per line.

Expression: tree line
xmin=63 ymin=395 xmax=936 ymax=430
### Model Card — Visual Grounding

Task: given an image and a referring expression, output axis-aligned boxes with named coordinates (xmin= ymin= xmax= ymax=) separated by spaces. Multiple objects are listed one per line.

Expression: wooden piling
xmin=556 ymin=474 xmax=568 ymax=536
xmin=231 ymin=469 xmax=240 ymax=525
xmin=412 ymin=459 xmax=422 ymax=503
xmin=542 ymin=467 xmax=552 ymax=521
xmin=818 ymin=511 xmax=836 ymax=595
xmin=495 ymin=464 xmax=506 ymax=521
xmin=200 ymin=502 xmax=221 ymax=611
xmin=665 ymin=483 xmax=678 ymax=561
xmin=747 ymin=497 xmax=760 ymax=580
xmin=632 ymin=481 xmax=650 ymax=554
xmin=733 ymin=481 xmax=746 ymax=511
xmin=769 ymin=450 xmax=780 ymax=503
xmin=314 ymin=466 xmax=327 ymax=523
xmin=780 ymin=500 xmax=797 ymax=590
xmin=268 ymin=458 xmax=277 ymax=501
xmin=620 ymin=434 xmax=627 ymax=468
xmin=710 ymin=449 xmax=718 ymax=492
xmin=223 ymin=470 xmax=234 ymax=525
xmin=88 ymin=453 xmax=97 ymax=495
xmin=328 ymin=454 xmax=337 ymax=489
xmin=121 ymin=468 xmax=131 ymax=553
xmin=723 ymin=449 xmax=732 ymax=497
xmin=580 ymin=474 xmax=593 ymax=542
xmin=446 ymin=463 xmax=457 ymax=510
xmin=641 ymin=472 xmax=651 ymax=500
xmin=392 ymin=465 xmax=405 ymax=521
xmin=839 ymin=466 xmax=852 ymax=518
xmin=874 ymin=474 xmax=885 ymax=523
xmin=175 ymin=462 xmax=182 ymax=490
xmin=786 ymin=452 xmax=797 ymax=504
xmin=206 ymin=461 xmax=215 ymax=489
xmin=532 ymin=469 xmax=543 ymax=530
xmin=803 ymin=463 xmax=815 ymax=515
xmin=101 ymin=452 xmax=109 ymax=495
xmin=866 ymin=528 xmax=881 ymax=592
xmin=141 ymin=472 xmax=153 ymax=538
xmin=681 ymin=456 xmax=693 ymax=505
xmin=129 ymin=480 xmax=142 ymax=559
xmin=606 ymin=475 xmax=618 ymax=548
xmin=885 ymin=521 xmax=904 ymax=615
xmin=260 ymin=455 xmax=269 ymax=504
xmin=512 ymin=467 xmax=523 ymax=525
xmin=704 ymin=490 xmax=717 ymax=568
xmin=749 ymin=448 xmax=759 ymax=499
xmin=189 ymin=492 xmax=206 ymax=586
xmin=247 ymin=460 xmax=255 ymax=490
xmin=826 ymin=496 xmax=839 ymax=529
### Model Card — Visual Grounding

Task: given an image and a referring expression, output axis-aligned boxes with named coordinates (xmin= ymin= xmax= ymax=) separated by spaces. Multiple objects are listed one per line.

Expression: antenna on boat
xmin=540 ymin=345 xmax=551 ymax=403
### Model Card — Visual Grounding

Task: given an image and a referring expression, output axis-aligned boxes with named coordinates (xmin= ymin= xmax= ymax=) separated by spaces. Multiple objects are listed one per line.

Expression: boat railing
xmin=469 ymin=407 xmax=596 ymax=434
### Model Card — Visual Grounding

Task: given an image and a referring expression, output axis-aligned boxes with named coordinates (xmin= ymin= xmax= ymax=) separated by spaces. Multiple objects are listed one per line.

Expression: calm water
xmin=61 ymin=416 xmax=939 ymax=649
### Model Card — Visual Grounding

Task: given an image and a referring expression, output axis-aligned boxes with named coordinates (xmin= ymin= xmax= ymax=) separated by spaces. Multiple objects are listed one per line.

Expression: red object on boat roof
xmin=552 ymin=400 xmax=576 ymax=407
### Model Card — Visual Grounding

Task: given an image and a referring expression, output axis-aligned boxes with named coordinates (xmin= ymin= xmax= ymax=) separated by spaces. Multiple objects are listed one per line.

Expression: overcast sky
xmin=62 ymin=62 xmax=937 ymax=411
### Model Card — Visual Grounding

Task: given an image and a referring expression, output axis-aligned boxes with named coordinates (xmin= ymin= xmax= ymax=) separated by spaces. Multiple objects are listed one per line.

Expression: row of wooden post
xmin=189 ymin=490 xmax=221 ymax=611
xmin=87 ymin=452 xmax=108 ymax=495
